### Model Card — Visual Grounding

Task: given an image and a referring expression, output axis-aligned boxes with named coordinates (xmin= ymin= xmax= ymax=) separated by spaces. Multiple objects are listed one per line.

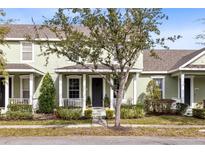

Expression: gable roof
xmin=143 ymin=49 xmax=205 ymax=72
xmin=1 ymin=24 xmax=89 ymax=40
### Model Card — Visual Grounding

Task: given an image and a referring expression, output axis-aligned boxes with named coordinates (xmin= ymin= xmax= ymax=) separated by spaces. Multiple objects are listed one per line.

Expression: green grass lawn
xmin=0 ymin=119 xmax=92 ymax=125
xmin=0 ymin=127 xmax=204 ymax=137
xmin=109 ymin=115 xmax=205 ymax=125
xmin=0 ymin=115 xmax=204 ymax=125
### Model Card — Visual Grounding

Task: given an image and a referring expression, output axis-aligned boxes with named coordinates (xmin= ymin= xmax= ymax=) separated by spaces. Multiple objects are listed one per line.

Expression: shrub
xmin=38 ymin=73 xmax=56 ymax=113
xmin=193 ymin=109 xmax=205 ymax=119
xmin=56 ymin=108 xmax=82 ymax=120
xmin=176 ymin=103 xmax=188 ymax=115
xmin=6 ymin=111 xmax=33 ymax=120
xmin=145 ymin=80 xmax=161 ymax=101
xmin=104 ymin=95 xmax=110 ymax=108
xmin=84 ymin=108 xmax=92 ymax=119
xmin=106 ymin=109 xmax=114 ymax=119
xmin=144 ymin=99 xmax=175 ymax=115
xmin=7 ymin=104 xmax=32 ymax=112
xmin=86 ymin=96 xmax=92 ymax=107
xmin=121 ymin=104 xmax=145 ymax=119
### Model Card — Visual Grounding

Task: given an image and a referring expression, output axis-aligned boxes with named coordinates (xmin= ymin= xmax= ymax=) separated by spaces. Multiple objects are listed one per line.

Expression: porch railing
xmin=62 ymin=98 xmax=83 ymax=108
xmin=9 ymin=98 xmax=30 ymax=104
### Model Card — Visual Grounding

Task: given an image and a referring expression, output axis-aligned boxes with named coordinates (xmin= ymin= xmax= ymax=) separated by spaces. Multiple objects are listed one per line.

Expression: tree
xmin=146 ymin=80 xmax=161 ymax=101
xmin=35 ymin=8 xmax=180 ymax=127
xmin=38 ymin=73 xmax=56 ymax=113
xmin=0 ymin=9 xmax=10 ymax=77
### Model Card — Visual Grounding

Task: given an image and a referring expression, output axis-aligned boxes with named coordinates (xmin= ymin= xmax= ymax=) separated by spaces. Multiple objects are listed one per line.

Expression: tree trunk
xmin=114 ymin=73 xmax=130 ymax=128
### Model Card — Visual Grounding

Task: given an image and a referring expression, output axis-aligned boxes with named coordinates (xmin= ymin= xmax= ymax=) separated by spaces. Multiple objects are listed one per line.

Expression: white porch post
xmin=5 ymin=77 xmax=9 ymax=111
xmin=110 ymin=76 xmax=114 ymax=109
xmin=190 ymin=76 xmax=194 ymax=108
xmin=82 ymin=74 xmax=86 ymax=112
xmin=181 ymin=73 xmax=185 ymax=104
xmin=29 ymin=74 xmax=34 ymax=105
xmin=59 ymin=74 xmax=63 ymax=106
xmin=133 ymin=73 xmax=138 ymax=104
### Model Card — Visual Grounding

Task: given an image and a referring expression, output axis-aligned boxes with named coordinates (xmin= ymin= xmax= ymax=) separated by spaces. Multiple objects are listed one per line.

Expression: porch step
xmin=184 ymin=108 xmax=193 ymax=116
xmin=92 ymin=107 xmax=106 ymax=117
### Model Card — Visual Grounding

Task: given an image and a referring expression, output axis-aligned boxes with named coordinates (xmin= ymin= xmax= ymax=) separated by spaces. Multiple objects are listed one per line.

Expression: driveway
xmin=0 ymin=136 xmax=205 ymax=145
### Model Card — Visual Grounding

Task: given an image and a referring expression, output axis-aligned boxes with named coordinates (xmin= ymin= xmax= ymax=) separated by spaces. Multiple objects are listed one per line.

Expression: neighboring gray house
xmin=0 ymin=24 xmax=205 ymax=113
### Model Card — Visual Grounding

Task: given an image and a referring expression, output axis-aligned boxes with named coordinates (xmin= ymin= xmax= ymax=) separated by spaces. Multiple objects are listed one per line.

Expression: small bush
xmin=7 ymin=104 xmax=32 ymax=112
xmin=121 ymin=104 xmax=145 ymax=119
xmin=104 ymin=95 xmax=110 ymax=108
xmin=86 ymin=96 xmax=92 ymax=107
xmin=56 ymin=108 xmax=82 ymax=120
xmin=84 ymin=109 xmax=92 ymax=119
xmin=176 ymin=103 xmax=188 ymax=115
xmin=193 ymin=109 xmax=205 ymax=119
xmin=106 ymin=109 xmax=114 ymax=119
xmin=6 ymin=111 xmax=33 ymax=120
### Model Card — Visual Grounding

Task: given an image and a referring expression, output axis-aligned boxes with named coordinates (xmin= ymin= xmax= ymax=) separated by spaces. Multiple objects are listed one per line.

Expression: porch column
xmin=5 ymin=77 xmax=9 ymax=111
xmin=180 ymin=73 xmax=185 ymax=103
xmin=29 ymin=74 xmax=34 ymax=105
xmin=59 ymin=74 xmax=63 ymax=106
xmin=82 ymin=74 xmax=86 ymax=112
xmin=110 ymin=76 xmax=114 ymax=109
xmin=133 ymin=73 xmax=138 ymax=104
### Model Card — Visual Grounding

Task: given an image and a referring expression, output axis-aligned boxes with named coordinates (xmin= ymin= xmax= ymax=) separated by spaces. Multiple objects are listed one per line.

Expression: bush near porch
xmin=56 ymin=107 xmax=82 ymax=120
xmin=120 ymin=104 xmax=145 ymax=119
xmin=193 ymin=109 xmax=205 ymax=119
xmin=4 ymin=104 xmax=33 ymax=120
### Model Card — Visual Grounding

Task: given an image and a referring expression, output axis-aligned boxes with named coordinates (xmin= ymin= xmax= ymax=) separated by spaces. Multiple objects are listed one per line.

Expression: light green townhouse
xmin=0 ymin=24 xmax=205 ymax=113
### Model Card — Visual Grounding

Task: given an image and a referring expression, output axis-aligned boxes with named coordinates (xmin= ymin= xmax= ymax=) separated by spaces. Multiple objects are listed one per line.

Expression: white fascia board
xmin=55 ymin=69 xmax=142 ymax=73
xmin=5 ymin=38 xmax=60 ymax=41
xmin=141 ymin=71 xmax=168 ymax=74
xmin=179 ymin=50 xmax=205 ymax=68
xmin=179 ymin=68 xmax=205 ymax=71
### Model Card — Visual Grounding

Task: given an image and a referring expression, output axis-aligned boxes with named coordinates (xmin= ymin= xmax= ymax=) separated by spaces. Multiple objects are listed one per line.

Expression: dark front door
xmin=184 ymin=78 xmax=191 ymax=106
xmin=0 ymin=78 xmax=5 ymax=107
xmin=92 ymin=78 xmax=103 ymax=107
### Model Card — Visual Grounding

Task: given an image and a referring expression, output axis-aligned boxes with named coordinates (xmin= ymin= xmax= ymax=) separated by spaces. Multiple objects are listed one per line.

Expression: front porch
xmin=57 ymin=66 xmax=141 ymax=112
xmin=0 ymin=64 xmax=43 ymax=113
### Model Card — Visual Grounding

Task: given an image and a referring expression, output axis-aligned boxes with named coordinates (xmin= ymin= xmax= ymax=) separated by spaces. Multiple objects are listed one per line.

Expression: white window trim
xmin=67 ymin=75 xmax=82 ymax=99
xmin=20 ymin=41 xmax=34 ymax=63
xmin=20 ymin=75 xmax=29 ymax=98
xmin=151 ymin=76 xmax=165 ymax=99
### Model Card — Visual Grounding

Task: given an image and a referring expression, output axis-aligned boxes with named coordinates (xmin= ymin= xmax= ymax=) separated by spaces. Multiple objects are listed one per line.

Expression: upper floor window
xmin=21 ymin=42 xmax=33 ymax=62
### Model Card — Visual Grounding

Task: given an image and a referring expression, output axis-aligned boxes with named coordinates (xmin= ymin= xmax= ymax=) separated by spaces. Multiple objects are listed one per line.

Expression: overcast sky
xmin=3 ymin=8 xmax=205 ymax=50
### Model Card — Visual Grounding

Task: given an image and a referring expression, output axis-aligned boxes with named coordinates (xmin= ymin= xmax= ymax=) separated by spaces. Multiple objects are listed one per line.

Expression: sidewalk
xmin=0 ymin=124 xmax=205 ymax=129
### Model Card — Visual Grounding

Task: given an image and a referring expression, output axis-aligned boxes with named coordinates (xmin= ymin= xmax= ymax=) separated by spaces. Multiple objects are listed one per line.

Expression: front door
xmin=184 ymin=78 xmax=191 ymax=106
xmin=92 ymin=78 xmax=103 ymax=107
xmin=0 ymin=78 xmax=5 ymax=107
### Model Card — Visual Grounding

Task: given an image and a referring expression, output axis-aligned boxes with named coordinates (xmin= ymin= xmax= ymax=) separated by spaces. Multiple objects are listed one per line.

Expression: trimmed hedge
xmin=56 ymin=108 xmax=82 ymax=120
xmin=7 ymin=104 xmax=32 ymax=112
xmin=144 ymin=99 xmax=175 ymax=115
xmin=121 ymin=104 xmax=145 ymax=119
xmin=84 ymin=109 xmax=92 ymax=119
xmin=6 ymin=111 xmax=33 ymax=120
xmin=193 ymin=109 xmax=205 ymax=119
xmin=106 ymin=109 xmax=114 ymax=119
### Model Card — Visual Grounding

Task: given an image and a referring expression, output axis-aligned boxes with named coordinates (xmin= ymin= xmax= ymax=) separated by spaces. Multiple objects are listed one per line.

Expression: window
xmin=21 ymin=77 xmax=30 ymax=98
xmin=21 ymin=42 xmax=33 ymax=61
xmin=113 ymin=78 xmax=120 ymax=98
xmin=68 ymin=78 xmax=80 ymax=98
xmin=153 ymin=78 xmax=164 ymax=99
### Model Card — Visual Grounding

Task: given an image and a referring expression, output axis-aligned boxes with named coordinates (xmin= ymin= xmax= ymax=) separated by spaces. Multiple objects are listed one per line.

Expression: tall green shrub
xmin=38 ymin=73 xmax=56 ymax=113
xmin=146 ymin=80 xmax=161 ymax=101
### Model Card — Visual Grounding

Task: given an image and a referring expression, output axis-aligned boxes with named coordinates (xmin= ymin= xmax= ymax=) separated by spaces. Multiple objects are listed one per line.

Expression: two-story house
xmin=1 ymin=24 xmax=205 ymax=114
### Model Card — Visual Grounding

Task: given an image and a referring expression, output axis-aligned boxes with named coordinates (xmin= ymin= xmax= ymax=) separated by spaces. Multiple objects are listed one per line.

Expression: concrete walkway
xmin=0 ymin=136 xmax=205 ymax=144
xmin=0 ymin=124 xmax=205 ymax=129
